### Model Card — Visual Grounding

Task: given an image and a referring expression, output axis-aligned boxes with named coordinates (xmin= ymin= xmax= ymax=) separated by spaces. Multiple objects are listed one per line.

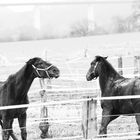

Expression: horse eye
xmin=39 ymin=63 xmax=44 ymax=66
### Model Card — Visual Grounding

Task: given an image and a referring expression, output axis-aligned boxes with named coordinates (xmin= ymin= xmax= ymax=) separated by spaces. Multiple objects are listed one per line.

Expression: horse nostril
xmin=57 ymin=73 xmax=60 ymax=77
xmin=86 ymin=74 xmax=91 ymax=81
xmin=55 ymin=75 xmax=59 ymax=78
xmin=55 ymin=72 xmax=60 ymax=78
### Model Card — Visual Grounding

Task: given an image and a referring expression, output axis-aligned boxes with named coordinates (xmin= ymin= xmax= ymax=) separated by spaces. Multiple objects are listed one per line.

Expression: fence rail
xmin=0 ymin=98 xmax=91 ymax=110
xmin=92 ymin=135 xmax=140 ymax=140
xmin=2 ymin=92 xmax=140 ymax=110
xmin=0 ymin=0 xmax=136 ymax=6
xmin=0 ymin=55 xmax=140 ymax=139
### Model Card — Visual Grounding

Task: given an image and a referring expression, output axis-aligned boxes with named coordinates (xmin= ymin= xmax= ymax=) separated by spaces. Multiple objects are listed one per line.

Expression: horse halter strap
xmin=93 ymin=61 xmax=99 ymax=74
xmin=32 ymin=64 xmax=53 ymax=79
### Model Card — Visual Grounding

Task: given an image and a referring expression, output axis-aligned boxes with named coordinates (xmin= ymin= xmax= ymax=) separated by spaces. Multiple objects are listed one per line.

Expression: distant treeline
xmin=0 ymin=0 xmax=140 ymax=42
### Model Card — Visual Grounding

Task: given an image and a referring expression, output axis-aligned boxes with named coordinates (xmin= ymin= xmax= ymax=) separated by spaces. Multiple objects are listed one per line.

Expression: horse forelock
xmin=26 ymin=57 xmax=41 ymax=65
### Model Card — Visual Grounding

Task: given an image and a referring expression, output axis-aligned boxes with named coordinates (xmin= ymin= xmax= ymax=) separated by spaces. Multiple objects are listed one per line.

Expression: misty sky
xmin=0 ymin=1 xmax=134 ymax=36
xmin=37 ymin=2 xmax=133 ymax=34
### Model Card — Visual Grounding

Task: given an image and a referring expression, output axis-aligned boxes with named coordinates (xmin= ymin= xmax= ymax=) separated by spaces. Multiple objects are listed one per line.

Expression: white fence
xmin=0 ymin=55 xmax=139 ymax=140
xmin=0 ymin=0 xmax=140 ymax=139
xmin=0 ymin=0 xmax=136 ymax=6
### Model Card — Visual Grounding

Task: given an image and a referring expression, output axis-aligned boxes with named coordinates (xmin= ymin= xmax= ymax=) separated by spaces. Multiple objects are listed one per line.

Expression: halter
xmin=93 ymin=62 xmax=99 ymax=74
xmin=91 ymin=62 xmax=99 ymax=79
xmin=32 ymin=64 xmax=53 ymax=79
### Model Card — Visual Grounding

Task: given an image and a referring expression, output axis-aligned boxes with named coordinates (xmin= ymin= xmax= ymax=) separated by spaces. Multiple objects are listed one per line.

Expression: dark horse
xmin=0 ymin=57 xmax=60 ymax=140
xmin=86 ymin=55 xmax=140 ymax=138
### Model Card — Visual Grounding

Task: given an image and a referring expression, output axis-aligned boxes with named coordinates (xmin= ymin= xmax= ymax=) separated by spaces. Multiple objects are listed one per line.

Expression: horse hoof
xmin=98 ymin=134 xmax=107 ymax=138
xmin=40 ymin=133 xmax=52 ymax=139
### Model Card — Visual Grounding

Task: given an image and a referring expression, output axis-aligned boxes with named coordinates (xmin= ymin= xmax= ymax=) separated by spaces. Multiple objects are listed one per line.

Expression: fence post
xmin=39 ymin=79 xmax=51 ymax=138
xmin=82 ymin=98 xmax=97 ymax=139
xmin=134 ymin=56 xmax=140 ymax=78
xmin=118 ymin=56 xmax=123 ymax=75
xmin=39 ymin=51 xmax=51 ymax=138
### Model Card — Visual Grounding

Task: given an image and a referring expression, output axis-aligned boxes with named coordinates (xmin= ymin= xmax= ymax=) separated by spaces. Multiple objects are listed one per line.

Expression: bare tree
xmin=111 ymin=16 xmax=133 ymax=33
xmin=131 ymin=0 xmax=140 ymax=31
xmin=69 ymin=19 xmax=108 ymax=37
xmin=70 ymin=19 xmax=89 ymax=37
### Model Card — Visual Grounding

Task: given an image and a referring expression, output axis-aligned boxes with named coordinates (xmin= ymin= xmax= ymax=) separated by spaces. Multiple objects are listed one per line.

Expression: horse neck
xmin=14 ymin=64 xmax=35 ymax=98
xmin=99 ymin=63 xmax=121 ymax=94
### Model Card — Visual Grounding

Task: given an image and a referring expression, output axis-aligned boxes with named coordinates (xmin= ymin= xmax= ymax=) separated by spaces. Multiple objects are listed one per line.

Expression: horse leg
xmin=2 ymin=119 xmax=18 ymax=140
xmin=135 ymin=114 xmax=140 ymax=140
xmin=9 ymin=119 xmax=18 ymax=140
xmin=18 ymin=113 xmax=27 ymax=140
xmin=99 ymin=108 xmax=118 ymax=137
xmin=0 ymin=120 xmax=3 ymax=128
xmin=2 ymin=118 xmax=11 ymax=140
xmin=10 ymin=133 xmax=18 ymax=140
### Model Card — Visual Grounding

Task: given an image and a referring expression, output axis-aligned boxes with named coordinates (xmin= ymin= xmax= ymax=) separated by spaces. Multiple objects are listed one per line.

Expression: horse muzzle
xmin=86 ymin=74 xmax=92 ymax=81
xmin=50 ymin=71 xmax=60 ymax=79
xmin=86 ymin=73 xmax=97 ymax=81
xmin=55 ymin=73 xmax=60 ymax=78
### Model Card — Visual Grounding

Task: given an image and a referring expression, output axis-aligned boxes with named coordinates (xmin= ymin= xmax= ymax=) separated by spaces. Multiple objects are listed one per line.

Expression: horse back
xmin=0 ymin=77 xmax=28 ymax=119
xmin=101 ymin=78 xmax=137 ymax=114
xmin=130 ymin=78 xmax=140 ymax=112
xmin=112 ymin=78 xmax=140 ymax=114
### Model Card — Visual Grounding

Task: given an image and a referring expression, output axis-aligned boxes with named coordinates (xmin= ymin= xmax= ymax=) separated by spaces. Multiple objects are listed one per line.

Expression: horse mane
xmin=1 ymin=63 xmax=32 ymax=95
xmin=102 ymin=58 xmax=117 ymax=73
xmin=97 ymin=56 xmax=123 ymax=93
xmin=4 ymin=64 xmax=27 ymax=85
xmin=100 ymin=57 xmax=122 ymax=79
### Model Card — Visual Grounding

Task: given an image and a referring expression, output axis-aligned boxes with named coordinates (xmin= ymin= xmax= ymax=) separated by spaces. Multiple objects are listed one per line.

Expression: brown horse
xmin=86 ymin=56 xmax=140 ymax=138
xmin=0 ymin=57 xmax=60 ymax=140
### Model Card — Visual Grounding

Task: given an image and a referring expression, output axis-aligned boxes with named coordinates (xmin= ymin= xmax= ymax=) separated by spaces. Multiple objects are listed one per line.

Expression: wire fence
xmin=0 ymin=0 xmax=139 ymax=139
xmin=0 ymin=0 xmax=136 ymax=6
xmin=0 ymin=55 xmax=140 ymax=139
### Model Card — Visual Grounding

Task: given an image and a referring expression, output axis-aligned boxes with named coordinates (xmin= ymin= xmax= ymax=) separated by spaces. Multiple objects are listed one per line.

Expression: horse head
xmin=86 ymin=56 xmax=107 ymax=81
xmin=27 ymin=57 xmax=60 ymax=79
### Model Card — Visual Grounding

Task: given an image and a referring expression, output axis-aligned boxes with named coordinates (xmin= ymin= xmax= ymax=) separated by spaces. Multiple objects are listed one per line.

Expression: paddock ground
xmin=0 ymin=33 xmax=140 ymax=139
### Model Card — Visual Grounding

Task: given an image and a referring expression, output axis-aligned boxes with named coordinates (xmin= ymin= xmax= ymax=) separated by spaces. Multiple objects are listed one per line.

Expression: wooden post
xmin=39 ymin=51 xmax=51 ymax=138
xmin=118 ymin=56 xmax=123 ymax=75
xmin=82 ymin=98 xmax=97 ymax=139
xmin=84 ymin=49 xmax=88 ymax=58
xmin=134 ymin=56 xmax=140 ymax=78
xmin=39 ymin=79 xmax=51 ymax=138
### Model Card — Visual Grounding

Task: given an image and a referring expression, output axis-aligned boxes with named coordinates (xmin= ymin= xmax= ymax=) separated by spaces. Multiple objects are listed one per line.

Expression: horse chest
xmin=0 ymin=107 xmax=27 ymax=119
xmin=0 ymin=95 xmax=29 ymax=119
xmin=13 ymin=108 xmax=27 ymax=118
xmin=101 ymin=99 xmax=134 ymax=114
xmin=10 ymin=99 xmax=29 ymax=118
xmin=116 ymin=100 xmax=134 ymax=114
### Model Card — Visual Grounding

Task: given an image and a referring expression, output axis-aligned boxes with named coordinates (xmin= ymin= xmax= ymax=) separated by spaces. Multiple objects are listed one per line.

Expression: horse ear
xmin=96 ymin=56 xmax=108 ymax=62
xmin=95 ymin=56 xmax=102 ymax=61
xmin=26 ymin=58 xmax=36 ymax=65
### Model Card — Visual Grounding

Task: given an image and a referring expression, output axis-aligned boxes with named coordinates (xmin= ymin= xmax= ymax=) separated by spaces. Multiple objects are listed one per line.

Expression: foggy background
xmin=0 ymin=0 xmax=138 ymax=41
xmin=0 ymin=1 xmax=139 ymax=139
xmin=0 ymin=0 xmax=139 ymax=64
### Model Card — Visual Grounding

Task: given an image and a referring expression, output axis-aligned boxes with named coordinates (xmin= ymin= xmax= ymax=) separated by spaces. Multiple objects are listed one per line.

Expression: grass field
xmin=0 ymin=57 xmax=138 ymax=140
xmin=0 ymin=33 xmax=140 ymax=139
